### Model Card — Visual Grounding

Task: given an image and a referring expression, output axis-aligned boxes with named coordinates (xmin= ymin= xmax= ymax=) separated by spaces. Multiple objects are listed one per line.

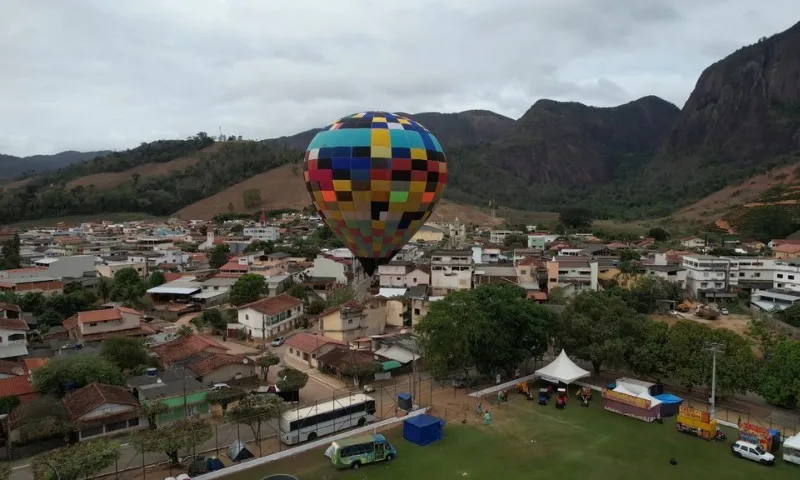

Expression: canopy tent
xmin=612 ymin=385 xmax=662 ymax=408
xmin=535 ymin=349 xmax=590 ymax=384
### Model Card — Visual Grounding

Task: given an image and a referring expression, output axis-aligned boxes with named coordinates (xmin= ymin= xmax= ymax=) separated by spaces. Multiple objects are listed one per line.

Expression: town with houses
xmin=1 ymin=210 xmax=800 ymax=476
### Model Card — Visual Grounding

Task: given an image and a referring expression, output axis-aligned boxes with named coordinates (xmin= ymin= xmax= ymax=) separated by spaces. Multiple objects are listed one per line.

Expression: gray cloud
xmin=1 ymin=0 xmax=799 ymax=155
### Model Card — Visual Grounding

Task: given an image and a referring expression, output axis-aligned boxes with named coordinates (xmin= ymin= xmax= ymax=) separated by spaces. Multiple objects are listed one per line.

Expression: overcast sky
xmin=1 ymin=0 xmax=799 ymax=156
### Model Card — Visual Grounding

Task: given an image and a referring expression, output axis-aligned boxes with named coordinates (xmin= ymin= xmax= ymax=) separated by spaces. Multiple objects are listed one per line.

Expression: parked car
xmin=363 ymin=384 xmax=376 ymax=393
xmin=721 ymin=308 xmax=729 ymax=315
xmin=730 ymin=440 xmax=774 ymax=466
xmin=451 ymin=376 xmax=476 ymax=389
xmin=271 ymin=337 xmax=285 ymax=347
xmin=210 ymin=383 xmax=230 ymax=391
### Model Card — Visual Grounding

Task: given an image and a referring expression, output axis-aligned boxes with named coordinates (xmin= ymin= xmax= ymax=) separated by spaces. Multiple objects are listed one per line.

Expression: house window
xmin=414 ymin=308 xmax=421 ymax=315
xmin=739 ymin=272 xmax=745 ymax=277
xmin=347 ymin=319 xmax=353 ymax=325
xmin=778 ymin=283 xmax=784 ymax=288
xmin=89 ymin=323 xmax=97 ymax=327
xmin=778 ymin=274 xmax=784 ymax=279
xmin=396 ymin=276 xmax=401 ymax=280
xmin=520 ymin=269 xmax=527 ymax=275
xmin=790 ymin=275 xmax=795 ymax=280
xmin=754 ymin=273 xmax=761 ymax=278
xmin=700 ymin=282 xmax=707 ymax=288
xmin=289 ymin=347 xmax=294 ymax=354
xmin=128 ymin=418 xmax=140 ymax=427
xmin=245 ymin=314 xmax=249 ymax=320
xmin=80 ymin=426 xmax=104 ymax=438
xmin=107 ymin=420 xmax=129 ymax=432
xmin=186 ymin=404 xmax=198 ymax=416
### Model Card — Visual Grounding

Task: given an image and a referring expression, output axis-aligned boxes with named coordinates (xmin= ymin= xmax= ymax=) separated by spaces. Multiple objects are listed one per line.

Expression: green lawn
xmin=223 ymin=395 xmax=798 ymax=480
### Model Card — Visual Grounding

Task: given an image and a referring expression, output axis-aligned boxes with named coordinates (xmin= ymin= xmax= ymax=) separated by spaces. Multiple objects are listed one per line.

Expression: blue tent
xmin=654 ymin=393 xmax=683 ymax=417
xmin=403 ymin=414 xmax=445 ymax=446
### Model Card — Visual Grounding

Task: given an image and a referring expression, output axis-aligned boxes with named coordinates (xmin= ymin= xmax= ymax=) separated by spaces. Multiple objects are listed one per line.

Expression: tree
xmin=129 ymin=417 xmax=212 ymax=465
xmin=276 ymin=367 xmax=309 ymax=392
xmin=626 ymin=275 xmax=683 ymax=314
xmin=177 ymin=324 xmax=194 ymax=337
xmin=664 ymin=320 xmax=709 ymax=391
xmin=746 ymin=316 xmax=786 ymax=357
xmin=242 ymin=188 xmax=263 ymax=209
xmin=256 ymin=351 xmax=280 ymax=381
xmin=229 ymin=273 xmax=267 ymax=305
xmin=244 ymin=240 xmax=275 ymax=254
xmin=208 ymin=386 xmax=247 ymax=414
xmin=758 ymin=339 xmax=800 ymax=408
xmin=32 ymin=438 xmax=120 ymax=480
xmin=0 ymin=395 xmax=19 ymax=414
xmin=33 ymin=356 xmax=125 ymax=397
xmin=38 ymin=308 xmax=64 ymax=328
xmin=326 ymin=286 xmax=354 ymax=307
xmin=230 ymin=223 xmax=244 ymax=235
xmin=226 ymin=394 xmax=285 ymax=442
xmin=546 ymin=286 xmax=567 ymax=305
xmin=146 ymin=271 xmax=166 ymax=289
xmin=139 ymin=402 xmax=170 ymax=430
xmin=626 ymin=319 xmax=669 ymax=382
xmin=503 ymin=234 xmax=527 ymax=248
xmin=647 ymin=227 xmax=669 ymax=242
xmin=97 ymin=277 xmax=112 ymax=303
xmin=101 ymin=336 xmax=149 ymax=371
xmin=286 ymin=283 xmax=308 ymax=302
xmin=558 ymin=290 xmax=645 ymax=375
xmin=200 ymin=308 xmax=227 ymax=333
xmin=773 ymin=303 xmax=800 ymax=327
xmin=307 ymin=300 xmax=326 ymax=315
xmin=0 ymin=233 xmax=21 ymax=270
xmin=558 ymin=207 xmax=593 ymax=231
xmin=0 ymin=462 xmax=9 ymax=480
xmin=16 ymin=396 xmax=73 ymax=443
xmin=109 ymin=267 xmax=146 ymax=306
xmin=416 ymin=284 xmax=554 ymax=377
xmin=209 ymin=243 xmax=231 ymax=269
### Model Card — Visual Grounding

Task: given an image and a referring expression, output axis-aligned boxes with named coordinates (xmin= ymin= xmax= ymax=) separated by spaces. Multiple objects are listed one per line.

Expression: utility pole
xmin=705 ymin=342 xmax=725 ymax=419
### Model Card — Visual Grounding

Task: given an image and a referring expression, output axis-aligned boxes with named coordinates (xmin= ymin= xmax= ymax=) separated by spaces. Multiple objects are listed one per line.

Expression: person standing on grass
xmin=497 ymin=390 xmax=503 ymax=404
xmin=484 ymin=410 xmax=492 ymax=425
xmin=476 ymin=400 xmax=483 ymax=416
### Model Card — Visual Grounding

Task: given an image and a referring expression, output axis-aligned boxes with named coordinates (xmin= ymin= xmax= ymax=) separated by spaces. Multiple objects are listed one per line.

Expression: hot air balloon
xmin=303 ymin=111 xmax=447 ymax=276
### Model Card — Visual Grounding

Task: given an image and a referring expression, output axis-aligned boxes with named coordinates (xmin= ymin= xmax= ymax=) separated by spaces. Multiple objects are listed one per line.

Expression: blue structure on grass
xmin=654 ymin=393 xmax=684 ymax=417
xmin=403 ymin=414 xmax=445 ymax=446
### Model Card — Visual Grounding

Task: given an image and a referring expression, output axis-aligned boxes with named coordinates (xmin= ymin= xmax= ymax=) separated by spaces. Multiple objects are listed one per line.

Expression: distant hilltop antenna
xmin=488 ymin=198 xmax=497 ymax=221
xmin=218 ymin=126 xmax=223 ymax=141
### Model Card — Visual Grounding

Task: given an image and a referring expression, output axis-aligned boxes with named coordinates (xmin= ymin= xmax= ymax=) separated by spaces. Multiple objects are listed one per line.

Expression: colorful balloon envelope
xmin=303 ymin=111 xmax=447 ymax=276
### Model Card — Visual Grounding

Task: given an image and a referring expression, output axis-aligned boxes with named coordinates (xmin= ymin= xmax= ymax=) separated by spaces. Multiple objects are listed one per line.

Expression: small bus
xmin=327 ymin=434 xmax=396 ymax=470
xmin=279 ymin=393 xmax=377 ymax=445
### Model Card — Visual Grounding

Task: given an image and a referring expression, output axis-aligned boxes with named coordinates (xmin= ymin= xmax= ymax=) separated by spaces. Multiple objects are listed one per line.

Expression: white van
xmin=783 ymin=434 xmax=800 ymax=466
xmin=730 ymin=440 xmax=775 ymax=466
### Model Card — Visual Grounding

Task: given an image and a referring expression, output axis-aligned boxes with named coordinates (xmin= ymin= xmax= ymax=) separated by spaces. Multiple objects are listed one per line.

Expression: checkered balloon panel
xmin=304 ymin=111 xmax=448 ymax=260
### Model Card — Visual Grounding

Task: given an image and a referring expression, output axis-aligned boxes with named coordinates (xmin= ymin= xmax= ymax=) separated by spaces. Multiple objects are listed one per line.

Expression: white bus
xmin=279 ymin=393 xmax=377 ymax=445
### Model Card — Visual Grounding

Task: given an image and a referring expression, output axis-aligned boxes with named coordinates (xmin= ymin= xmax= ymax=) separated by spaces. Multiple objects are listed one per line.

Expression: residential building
xmin=283 ymin=332 xmax=344 ymax=369
xmin=406 ymin=285 xmax=438 ymax=326
xmin=489 ymin=230 xmax=523 ymax=245
xmin=378 ymin=262 xmax=411 ymax=288
xmin=313 ymin=249 xmax=358 ymax=285
xmin=249 ymin=252 xmax=291 ymax=277
xmin=750 ymin=288 xmax=800 ymax=313
xmin=515 ymin=256 xmax=543 ymax=289
xmin=528 ymin=234 xmax=559 ymax=249
xmin=96 ymin=260 xmax=146 ymax=278
xmin=773 ymin=243 xmax=800 ymax=259
xmin=0 ymin=375 xmax=37 ymax=404
xmin=546 ymin=256 xmax=599 ymax=295
xmin=149 ymin=334 xmax=229 ymax=368
xmin=63 ymin=383 xmax=142 ymax=441
xmin=0 ymin=312 xmax=28 ymax=359
xmin=680 ymin=237 xmax=707 ymax=249
xmin=642 ymin=264 xmax=688 ymax=289
xmin=724 ymin=256 xmax=774 ymax=290
xmin=62 ymin=306 xmax=154 ymax=343
xmin=430 ymin=250 xmax=473 ymax=296
xmin=0 ymin=268 xmax=63 ymax=295
xmin=236 ymin=294 xmax=304 ymax=340
xmin=243 ymin=225 xmax=280 ymax=242
xmin=473 ymin=264 xmax=518 ymax=287
xmin=682 ymin=255 xmax=735 ymax=300
xmin=391 ymin=244 xmax=422 ymax=263
xmin=186 ymin=353 xmax=256 ymax=384
xmin=318 ymin=300 xmax=386 ymax=346
xmin=128 ymin=370 xmax=210 ymax=425
xmin=410 ymin=224 xmax=445 ymax=244
xmin=774 ymin=261 xmax=800 ymax=292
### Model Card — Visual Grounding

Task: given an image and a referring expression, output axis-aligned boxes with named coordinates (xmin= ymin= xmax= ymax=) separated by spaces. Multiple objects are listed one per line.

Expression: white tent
xmin=612 ymin=385 xmax=662 ymax=408
xmin=535 ymin=349 xmax=590 ymax=384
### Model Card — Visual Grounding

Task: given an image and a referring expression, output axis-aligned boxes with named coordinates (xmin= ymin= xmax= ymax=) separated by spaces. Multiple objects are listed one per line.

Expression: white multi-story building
xmin=236 ymin=294 xmax=304 ymax=339
xmin=723 ymin=257 xmax=774 ymax=289
xmin=546 ymin=256 xmax=598 ymax=295
xmin=773 ymin=261 xmax=800 ymax=292
xmin=642 ymin=265 xmax=688 ymax=289
xmin=0 ymin=304 xmax=28 ymax=359
xmin=243 ymin=226 xmax=280 ymax=242
xmin=682 ymin=255 xmax=730 ymax=299
xmin=430 ymin=250 xmax=473 ymax=296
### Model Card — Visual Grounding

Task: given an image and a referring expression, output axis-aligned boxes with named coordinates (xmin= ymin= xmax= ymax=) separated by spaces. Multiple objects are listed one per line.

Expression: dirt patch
xmin=174 ymin=163 xmax=503 ymax=225
xmin=652 ymin=313 xmax=751 ymax=336
xmin=675 ymin=162 xmax=800 ymax=222
xmin=65 ymin=143 xmax=227 ymax=189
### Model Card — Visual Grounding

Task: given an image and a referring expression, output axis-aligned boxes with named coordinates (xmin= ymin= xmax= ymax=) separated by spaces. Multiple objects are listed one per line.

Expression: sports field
xmin=224 ymin=394 xmax=797 ymax=479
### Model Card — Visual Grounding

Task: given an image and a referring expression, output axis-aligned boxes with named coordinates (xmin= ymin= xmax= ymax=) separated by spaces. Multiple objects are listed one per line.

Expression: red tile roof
xmin=517 ymin=256 xmax=542 ymax=267
xmin=23 ymin=358 xmax=48 ymax=373
xmin=0 ymin=360 xmax=26 ymax=376
xmin=0 ymin=317 xmax=29 ymax=331
xmin=150 ymin=334 xmax=228 ymax=364
xmin=0 ymin=375 xmax=36 ymax=398
xmin=774 ymin=244 xmax=800 ymax=254
xmin=0 ymin=302 xmax=21 ymax=312
xmin=285 ymin=332 xmax=344 ymax=353
xmin=79 ymin=323 xmax=156 ymax=342
xmin=238 ymin=294 xmax=303 ymax=316
xmin=62 ymin=383 xmax=139 ymax=420
xmin=219 ymin=261 xmax=248 ymax=272
xmin=187 ymin=353 xmax=249 ymax=376
xmin=318 ymin=299 xmax=363 ymax=318
xmin=74 ymin=306 xmax=142 ymax=324
xmin=0 ymin=267 xmax=46 ymax=275
xmin=163 ymin=272 xmax=185 ymax=282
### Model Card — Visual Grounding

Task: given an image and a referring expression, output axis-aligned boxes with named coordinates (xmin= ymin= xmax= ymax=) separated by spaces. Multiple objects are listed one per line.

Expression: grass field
xmin=224 ymin=394 xmax=797 ymax=480
xmin=9 ymin=212 xmax=163 ymax=227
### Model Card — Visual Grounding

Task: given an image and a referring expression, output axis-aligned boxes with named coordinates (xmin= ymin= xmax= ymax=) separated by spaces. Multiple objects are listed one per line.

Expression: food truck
xmin=676 ymin=406 xmax=723 ymax=440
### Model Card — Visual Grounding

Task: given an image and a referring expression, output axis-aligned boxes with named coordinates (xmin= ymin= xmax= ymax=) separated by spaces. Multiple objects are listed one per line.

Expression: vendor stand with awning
xmin=534 ymin=349 xmax=590 ymax=394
